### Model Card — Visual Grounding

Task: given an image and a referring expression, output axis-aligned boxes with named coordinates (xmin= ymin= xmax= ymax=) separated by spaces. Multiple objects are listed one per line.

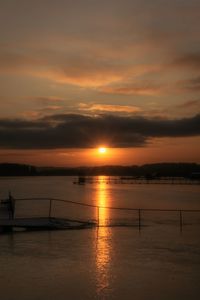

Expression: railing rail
xmin=13 ymin=197 xmax=200 ymax=212
xmin=12 ymin=197 xmax=200 ymax=230
xmin=1 ymin=197 xmax=200 ymax=230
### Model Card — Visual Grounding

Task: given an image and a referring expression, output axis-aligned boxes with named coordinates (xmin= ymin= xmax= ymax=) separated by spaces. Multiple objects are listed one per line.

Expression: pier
xmin=73 ymin=176 xmax=200 ymax=185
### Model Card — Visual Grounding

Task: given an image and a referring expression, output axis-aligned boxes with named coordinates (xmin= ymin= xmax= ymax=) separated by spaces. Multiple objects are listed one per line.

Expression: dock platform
xmin=0 ymin=194 xmax=95 ymax=232
xmin=0 ymin=217 xmax=95 ymax=232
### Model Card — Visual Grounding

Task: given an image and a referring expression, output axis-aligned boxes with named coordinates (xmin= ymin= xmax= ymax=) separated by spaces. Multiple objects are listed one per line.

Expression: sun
xmin=98 ymin=147 xmax=107 ymax=154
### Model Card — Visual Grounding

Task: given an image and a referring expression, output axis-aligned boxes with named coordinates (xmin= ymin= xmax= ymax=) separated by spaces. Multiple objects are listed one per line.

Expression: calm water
xmin=0 ymin=176 xmax=200 ymax=300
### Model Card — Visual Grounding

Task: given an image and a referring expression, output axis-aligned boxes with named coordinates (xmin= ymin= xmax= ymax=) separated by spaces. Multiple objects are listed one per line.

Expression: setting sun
xmin=98 ymin=147 xmax=107 ymax=154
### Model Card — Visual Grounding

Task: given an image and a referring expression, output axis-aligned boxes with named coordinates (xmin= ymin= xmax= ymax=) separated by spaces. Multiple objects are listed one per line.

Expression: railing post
xmin=49 ymin=199 xmax=52 ymax=219
xmin=138 ymin=209 xmax=141 ymax=231
xmin=9 ymin=192 xmax=15 ymax=220
xmin=97 ymin=206 xmax=100 ymax=227
xmin=179 ymin=210 xmax=183 ymax=232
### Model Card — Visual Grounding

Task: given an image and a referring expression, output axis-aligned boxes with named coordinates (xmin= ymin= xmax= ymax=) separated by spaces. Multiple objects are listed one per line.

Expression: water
xmin=0 ymin=176 xmax=200 ymax=300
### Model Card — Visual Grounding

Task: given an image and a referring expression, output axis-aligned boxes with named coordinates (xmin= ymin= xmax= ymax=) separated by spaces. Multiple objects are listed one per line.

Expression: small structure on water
xmin=0 ymin=192 xmax=15 ymax=220
xmin=78 ymin=176 xmax=86 ymax=185
xmin=73 ymin=176 xmax=87 ymax=185
xmin=0 ymin=193 xmax=95 ymax=233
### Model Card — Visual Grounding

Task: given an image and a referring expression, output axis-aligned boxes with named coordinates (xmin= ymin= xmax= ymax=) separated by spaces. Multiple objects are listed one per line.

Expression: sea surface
xmin=0 ymin=176 xmax=200 ymax=300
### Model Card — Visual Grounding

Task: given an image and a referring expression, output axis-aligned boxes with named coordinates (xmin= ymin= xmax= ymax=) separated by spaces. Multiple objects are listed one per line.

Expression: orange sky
xmin=0 ymin=0 xmax=200 ymax=166
xmin=0 ymin=137 xmax=199 ymax=167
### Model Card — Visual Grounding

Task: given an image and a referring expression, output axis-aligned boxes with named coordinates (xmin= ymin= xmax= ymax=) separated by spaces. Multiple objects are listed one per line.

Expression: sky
xmin=0 ymin=0 xmax=200 ymax=166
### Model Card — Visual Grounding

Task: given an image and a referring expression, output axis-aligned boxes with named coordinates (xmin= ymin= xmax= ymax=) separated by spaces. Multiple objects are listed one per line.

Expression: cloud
xmin=21 ymin=106 xmax=64 ymax=120
xmin=19 ymin=96 xmax=69 ymax=120
xmin=32 ymin=96 xmax=65 ymax=105
xmin=101 ymin=82 xmax=162 ymax=96
xmin=78 ymin=103 xmax=142 ymax=113
xmin=171 ymin=53 xmax=200 ymax=70
xmin=0 ymin=113 xmax=199 ymax=149
xmin=179 ymin=76 xmax=200 ymax=92
xmin=0 ymin=49 xmax=127 ymax=87
xmin=0 ymin=51 xmax=42 ymax=73
xmin=1 ymin=45 xmax=200 ymax=97
xmin=0 ymin=47 xmax=161 ymax=91
xmin=0 ymin=0 xmax=200 ymax=94
xmin=176 ymin=99 xmax=200 ymax=109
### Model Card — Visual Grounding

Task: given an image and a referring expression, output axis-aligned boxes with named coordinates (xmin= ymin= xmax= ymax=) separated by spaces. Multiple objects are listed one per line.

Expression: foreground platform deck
xmin=0 ymin=217 xmax=95 ymax=232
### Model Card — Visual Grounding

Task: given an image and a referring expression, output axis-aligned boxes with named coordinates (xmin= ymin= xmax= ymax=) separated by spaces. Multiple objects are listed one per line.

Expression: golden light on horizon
xmin=98 ymin=147 xmax=107 ymax=154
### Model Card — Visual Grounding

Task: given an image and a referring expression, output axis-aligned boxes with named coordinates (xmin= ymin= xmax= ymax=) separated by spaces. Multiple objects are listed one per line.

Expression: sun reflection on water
xmin=95 ymin=176 xmax=111 ymax=296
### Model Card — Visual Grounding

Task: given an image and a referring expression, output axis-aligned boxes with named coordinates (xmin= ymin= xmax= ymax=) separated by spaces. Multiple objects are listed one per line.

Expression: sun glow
xmin=98 ymin=147 xmax=107 ymax=154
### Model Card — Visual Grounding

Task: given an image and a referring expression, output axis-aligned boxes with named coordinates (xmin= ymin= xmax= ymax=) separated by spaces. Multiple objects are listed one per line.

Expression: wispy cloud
xmin=176 ymin=99 xmax=200 ymax=109
xmin=101 ymin=82 xmax=163 ymax=96
xmin=171 ymin=53 xmax=200 ymax=70
xmin=0 ymin=0 xmax=200 ymax=123
xmin=0 ymin=47 xmax=162 ymax=90
xmin=78 ymin=103 xmax=142 ymax=113
xmin=32 ymin=96 xmax=65 ymax=105
xmin=178 ymin=76 xmax=200 ymax=92
xmin=22 ymin=105 xmax=64 ymax=120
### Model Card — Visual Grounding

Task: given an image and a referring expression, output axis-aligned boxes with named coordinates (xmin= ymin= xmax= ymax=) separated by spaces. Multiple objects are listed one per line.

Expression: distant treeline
xmin=0 ymin=163 xmax=200 ymax=178
xmin=0 ymin=163 xmax=37 ymax=176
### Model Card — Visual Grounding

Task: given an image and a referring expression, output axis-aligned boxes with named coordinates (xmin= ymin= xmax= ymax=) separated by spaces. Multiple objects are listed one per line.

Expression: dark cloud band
xmin=0 ymin=114 xmax=199 ymax=149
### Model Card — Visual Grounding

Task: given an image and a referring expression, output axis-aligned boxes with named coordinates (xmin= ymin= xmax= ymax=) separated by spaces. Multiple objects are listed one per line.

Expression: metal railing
xmin=11 ymin=197 xmax=200 ymax=231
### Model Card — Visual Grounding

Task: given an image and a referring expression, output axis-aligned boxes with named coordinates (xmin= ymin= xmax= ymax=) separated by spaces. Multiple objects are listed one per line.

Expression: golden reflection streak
xmin=95 ymin=176 xmax=111 ymax=295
